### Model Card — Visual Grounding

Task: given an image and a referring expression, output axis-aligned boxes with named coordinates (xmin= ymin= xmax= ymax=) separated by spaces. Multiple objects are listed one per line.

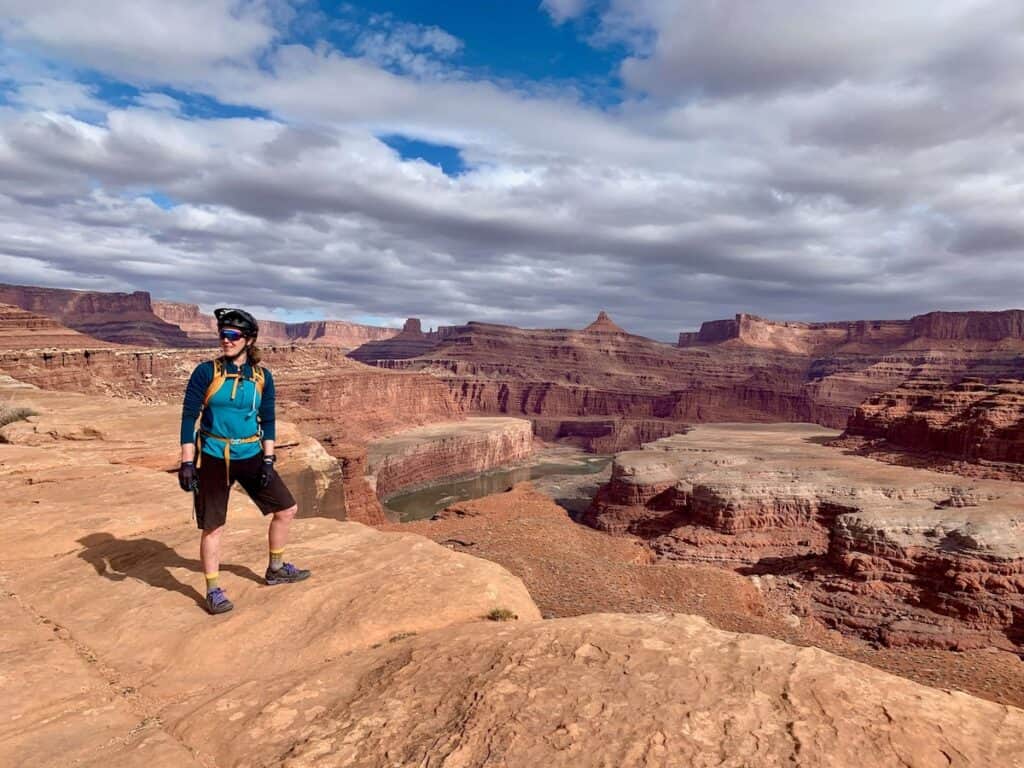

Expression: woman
xmin=178 ymin=307 xmax=310 ymax=615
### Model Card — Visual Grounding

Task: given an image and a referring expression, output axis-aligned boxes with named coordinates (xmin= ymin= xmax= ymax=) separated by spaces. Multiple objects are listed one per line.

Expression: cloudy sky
xmin=1 ymin=1 xmax=1022 ymax=339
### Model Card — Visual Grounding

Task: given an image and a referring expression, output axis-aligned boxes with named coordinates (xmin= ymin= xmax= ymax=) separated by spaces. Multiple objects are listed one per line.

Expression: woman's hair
xmin=247 ymin=340 xmax=263 ymax=365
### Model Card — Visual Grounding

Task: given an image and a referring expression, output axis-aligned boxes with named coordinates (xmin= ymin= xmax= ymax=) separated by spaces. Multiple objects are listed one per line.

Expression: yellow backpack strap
xmin=203 ymin=358 xmax=227 ymax=407
xmin=252 ymin=365 xmax=265 ymax=397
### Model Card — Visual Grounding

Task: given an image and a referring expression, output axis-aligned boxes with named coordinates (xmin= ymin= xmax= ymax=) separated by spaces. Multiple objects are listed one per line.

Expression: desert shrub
xmin=485 ymin=607 xmax=518 ymax=622
xmin=0 ymin=404 xmax=35 ymax=429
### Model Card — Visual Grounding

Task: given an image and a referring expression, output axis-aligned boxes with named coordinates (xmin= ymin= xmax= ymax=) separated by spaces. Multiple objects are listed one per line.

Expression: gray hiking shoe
xmin=265 ymin=562 xmax=311 ymax=585
xmin=206 ymin=587 xmax=234 ymax=614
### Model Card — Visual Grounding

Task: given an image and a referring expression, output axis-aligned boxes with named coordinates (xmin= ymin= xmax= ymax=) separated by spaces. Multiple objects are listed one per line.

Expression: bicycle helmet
xmin=214 ymin=307 xmax=259 ymax=337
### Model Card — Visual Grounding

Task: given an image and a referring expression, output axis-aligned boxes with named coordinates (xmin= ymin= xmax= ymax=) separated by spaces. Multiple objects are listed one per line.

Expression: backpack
xmin=194 ymin=359 xmax=266 ymax=483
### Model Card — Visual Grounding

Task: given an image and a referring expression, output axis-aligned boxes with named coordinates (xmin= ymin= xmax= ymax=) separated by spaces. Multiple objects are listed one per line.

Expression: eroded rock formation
xmin=152 ymin=300 xmax=398 ymax=347
xmin=0 ymin=283 xmax=199 ymax=347
xmin=353 ymin=309 xmax=1024 ymax=437
xmin=840 ymin=378 xmax=1024 ymax=479
xmin=347 ymin=316 xmax=458 ymax=363
xmin=366 ymin=417 xmax=534 ymax=501
xmin=585 ymin=424 xmax=1024 ymax=651
xmin=0 ymin=303 xmax=119 ymax=349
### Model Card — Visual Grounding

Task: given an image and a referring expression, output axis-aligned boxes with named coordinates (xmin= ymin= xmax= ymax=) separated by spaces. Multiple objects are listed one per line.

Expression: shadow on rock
xmin=76 ymin=532 xmax=263 ymax=609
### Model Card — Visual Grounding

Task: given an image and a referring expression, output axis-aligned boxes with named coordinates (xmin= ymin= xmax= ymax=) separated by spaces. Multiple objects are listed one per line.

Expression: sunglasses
xmin=219 ymin=329 xmax=246 ymax=342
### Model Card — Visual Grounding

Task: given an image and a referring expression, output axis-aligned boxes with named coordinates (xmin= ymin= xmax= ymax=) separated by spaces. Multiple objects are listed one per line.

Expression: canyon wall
xmin=0 ymin=283 xmax=198 ymax=347
xmin=840 ymin=378 xmax=1024 ymax=478
xmin=353 ymin=310 xmax=1024 ymax=435
xmin=584 ymin=424 xmax=1024 ymax=652
xmin=0 ymin=303 xmax=120 ymax=350
xmin=367 ymin=417 xmax=534 ymax=501
xmin=152 ymin=300 xmax=399 ymax=348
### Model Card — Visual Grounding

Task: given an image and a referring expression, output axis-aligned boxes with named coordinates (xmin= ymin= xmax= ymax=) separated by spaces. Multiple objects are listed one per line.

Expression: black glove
xmin=260 ymin=455 xmax=277 ymax=489
xmin=178 ymin=461 xmax=198 ymax=492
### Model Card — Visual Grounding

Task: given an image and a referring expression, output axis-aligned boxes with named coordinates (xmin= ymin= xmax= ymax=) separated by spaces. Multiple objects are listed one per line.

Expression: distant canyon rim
xmin=3 ymin=283 xmax=1024 ymax=661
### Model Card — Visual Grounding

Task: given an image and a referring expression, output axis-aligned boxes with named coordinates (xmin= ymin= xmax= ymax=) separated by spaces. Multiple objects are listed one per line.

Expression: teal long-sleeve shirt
xmin=180 ymin=360 xmax=277 ymax=460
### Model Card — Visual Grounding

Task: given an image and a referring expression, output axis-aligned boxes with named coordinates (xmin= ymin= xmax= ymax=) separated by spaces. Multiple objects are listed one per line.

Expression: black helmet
xmin=214 ymin=307 xmax=259 ymax=336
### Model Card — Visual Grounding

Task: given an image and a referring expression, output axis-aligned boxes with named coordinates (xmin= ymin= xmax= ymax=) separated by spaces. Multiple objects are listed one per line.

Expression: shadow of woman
xmin=77 ymin=533 xmax=263 ymax=609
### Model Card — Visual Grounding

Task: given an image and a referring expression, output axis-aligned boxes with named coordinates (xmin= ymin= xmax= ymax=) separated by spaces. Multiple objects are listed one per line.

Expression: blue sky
xmin=0 ymin=1 xmax=1022 ymax=338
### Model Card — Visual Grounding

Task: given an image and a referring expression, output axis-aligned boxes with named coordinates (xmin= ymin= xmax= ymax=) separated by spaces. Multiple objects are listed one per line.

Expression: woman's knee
xmin=273 ymin=505 xmax=298 ymax=521
xmin=201 ymin=524 xmax=225 ymax=540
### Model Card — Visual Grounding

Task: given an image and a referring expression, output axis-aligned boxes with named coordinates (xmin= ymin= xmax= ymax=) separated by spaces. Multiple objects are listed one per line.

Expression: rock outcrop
xmin=347 ymin=316 xmax=456 ymax=363
xmin=0 ymin=283 xmax=199 ymax=347
xmin=585 ymin=423 xmax=1024 ymax=652
xmin=366 ymin=417 xmax=534 ymax=501
xmin=840 ymin=378 xmax=1024 ymax=478
xmin=0 ymin=303 xmax=118 ymax=349
xmin=152 ymin=300 xmax=399 ymax=348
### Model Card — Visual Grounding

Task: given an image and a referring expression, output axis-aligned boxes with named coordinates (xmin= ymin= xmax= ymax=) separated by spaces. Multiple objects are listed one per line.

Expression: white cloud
xmin=541 ymin=0 xmax=591 ymax=25
xmin=0 ymin=0 xmax=276 ymax=81
xmin=0 ymin=2 xmax=1022 ymax=337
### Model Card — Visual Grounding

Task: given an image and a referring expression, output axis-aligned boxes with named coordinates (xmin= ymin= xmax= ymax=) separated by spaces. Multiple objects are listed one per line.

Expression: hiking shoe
xmin=206 ymin=587 xmax=234 ymax=615
xmin=265 ymin=562 xmax=311 ymax=585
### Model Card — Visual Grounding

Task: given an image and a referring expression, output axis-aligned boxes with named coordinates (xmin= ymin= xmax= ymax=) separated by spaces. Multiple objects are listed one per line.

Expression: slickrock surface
xmin=840 ymin=378 xmax=1024 ymax=479
xmin=367 ymin=417 xmax=534 ymax=501
xmin=356 ymin=309 xmax=1024 ymax=433
xmin=0 ymin=377 xmax=539 ymax=767
xmin=585 ymin=423 xmax=1024 ymax=651
xmin=179 ymin=613 xmax=1024 ymax=768
xmin=153 ymin=300 xmax=398 ymax=347
xmin=0 ymin=283 xmax=199 ymax=347
xmin=0 ymin=303 xmax=120 ymax=350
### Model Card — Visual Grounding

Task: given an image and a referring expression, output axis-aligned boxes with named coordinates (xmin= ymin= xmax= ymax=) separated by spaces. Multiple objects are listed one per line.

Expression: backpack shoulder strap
xmin=203 ymin=358 xmax=227 ymax=408
xmin=251 ymin=364 xmax=265 ymax=397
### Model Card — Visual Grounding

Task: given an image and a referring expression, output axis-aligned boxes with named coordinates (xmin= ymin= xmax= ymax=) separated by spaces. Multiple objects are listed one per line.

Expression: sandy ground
xmin=389 ymin=482 xmax=1024 ymax=709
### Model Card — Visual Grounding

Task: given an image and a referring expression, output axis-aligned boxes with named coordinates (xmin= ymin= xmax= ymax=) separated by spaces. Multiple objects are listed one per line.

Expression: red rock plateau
xmin=839 ymin=377 xmax=1024 ymax=480
xmin=5 ymin=378 xmax=1024 ymax=767
xmin=153 ymin=300 xmax=398 ymax=348
xmin=351 ymin=310 xmax=1024 ymax=445
xmin=0 ymin=282 xmax=199 ymax=347
xmin=585 ymin=423 xmax=1024 ymax=653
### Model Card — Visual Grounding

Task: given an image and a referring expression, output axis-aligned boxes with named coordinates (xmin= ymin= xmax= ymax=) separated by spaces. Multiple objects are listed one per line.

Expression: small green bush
xmin=485 ymin=608 xmax=518 ymax=622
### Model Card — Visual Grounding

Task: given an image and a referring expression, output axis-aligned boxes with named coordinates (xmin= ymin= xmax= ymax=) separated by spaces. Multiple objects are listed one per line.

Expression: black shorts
xmin=193 ymin=453 xmax=296 ymax=531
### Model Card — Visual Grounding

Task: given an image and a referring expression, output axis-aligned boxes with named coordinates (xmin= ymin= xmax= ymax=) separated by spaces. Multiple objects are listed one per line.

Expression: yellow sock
xmin=205 ymin=572 xmax=219 ymax=594
xmin=270 ymin=549 xmax=284 ymax=571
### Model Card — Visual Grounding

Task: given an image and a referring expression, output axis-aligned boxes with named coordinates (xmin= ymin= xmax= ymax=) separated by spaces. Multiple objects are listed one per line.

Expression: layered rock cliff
xmin=839 ymin=378 xmax=1024 ymax=480
xmin=354 ymin=309 xmax=1024 ymax=435
xmin=152 ymin=300 xmax=399 ymax=347
xmin=366 ymin=417 xmax=534 ymax=501
xmin=0 ymin=283 xmax=199 ymax=347
xmin=584 ymin=424 xmax=1024 ymax=652
xmin=0 ymin=303 xmax=119 ymax=349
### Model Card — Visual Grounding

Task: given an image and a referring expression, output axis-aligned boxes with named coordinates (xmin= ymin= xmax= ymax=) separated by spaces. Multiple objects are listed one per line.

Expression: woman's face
xmin=219 ymin=326 xmax=251 ymax=357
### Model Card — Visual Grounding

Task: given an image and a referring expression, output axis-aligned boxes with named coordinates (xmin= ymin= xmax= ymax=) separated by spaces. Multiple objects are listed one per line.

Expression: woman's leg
xmin=200 ymin=524 xmax=225 ymax=575
xmin=268 ymin=504 xmax=297 ymax=552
